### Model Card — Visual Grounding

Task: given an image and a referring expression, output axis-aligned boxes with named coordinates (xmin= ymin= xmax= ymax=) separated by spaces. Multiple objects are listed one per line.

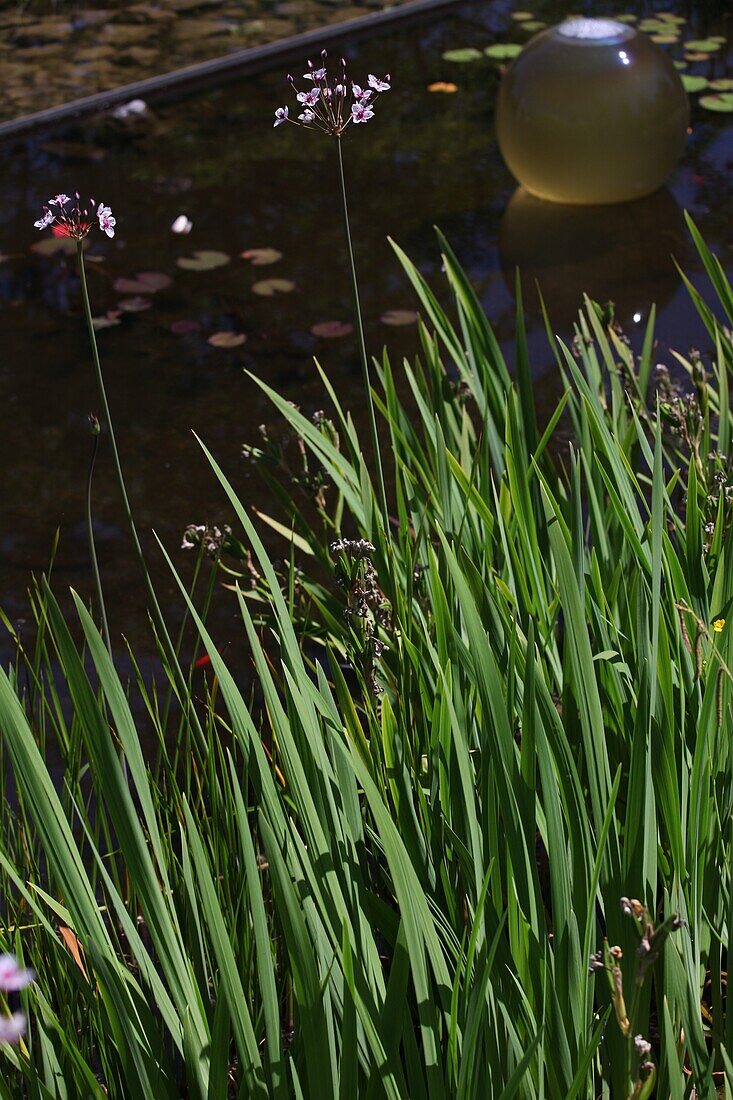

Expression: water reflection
xmin=499 ymin=185 xmax=691 ymax=328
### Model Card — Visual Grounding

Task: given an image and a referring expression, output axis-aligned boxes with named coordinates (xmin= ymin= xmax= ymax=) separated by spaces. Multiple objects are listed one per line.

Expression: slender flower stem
xmin=85 ymin=421 xmax=112 ymax=658
xmin=76 ymin=241 xmax=205 ymax=748
xmin=335 ymin=135 xmax=390 ymax=537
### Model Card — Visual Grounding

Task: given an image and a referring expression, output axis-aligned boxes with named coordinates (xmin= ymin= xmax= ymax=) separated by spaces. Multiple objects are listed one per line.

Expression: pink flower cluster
xmin=34 ymin=193 xmax=116 ymax=239
xmin=0 ymin=953 xmax=34 ymax=1045
xmin=273 ymin=51 xmax=391 ymax=135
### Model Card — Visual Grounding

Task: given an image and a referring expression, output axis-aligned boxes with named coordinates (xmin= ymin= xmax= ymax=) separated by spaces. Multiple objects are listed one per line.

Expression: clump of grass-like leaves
xmin=1 ymin=217 xmax=732 ymax=1098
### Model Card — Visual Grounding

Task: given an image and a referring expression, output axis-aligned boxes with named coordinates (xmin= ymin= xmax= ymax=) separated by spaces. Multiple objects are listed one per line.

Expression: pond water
xmin=1 ymin=0 xmax=732 ymax=672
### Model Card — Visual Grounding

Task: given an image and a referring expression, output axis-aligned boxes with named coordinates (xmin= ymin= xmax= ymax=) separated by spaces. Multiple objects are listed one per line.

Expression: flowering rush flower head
xmin=33 ymin=193 xmax=116 ymax=239
xmin=0 ymin=954 xmax=34 ymax=993
xmin=273 ymin=50 xmax=391 ymax=135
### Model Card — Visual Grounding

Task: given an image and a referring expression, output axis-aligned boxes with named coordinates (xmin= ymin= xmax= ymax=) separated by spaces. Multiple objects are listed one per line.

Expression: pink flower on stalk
xmin=97 ymin=204 xmax=116 ymax=237
xmin=274 ymin=50 xmax=391 ymax=136
xmin=296 ymin=88 xmax=320 ymax=107
xmin=33 ymin=193 xmax=116 ymax=240
xmin=351 ymin=102 xmax=374 ymax=124
xmin=0 ymin=1013 xmax=26 ymax=1045
xmin=0 ymin=954 xmax=34 ymax=992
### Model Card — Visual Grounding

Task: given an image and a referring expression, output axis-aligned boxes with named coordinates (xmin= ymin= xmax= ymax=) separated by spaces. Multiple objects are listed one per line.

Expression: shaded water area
xmin=1 ymin=0 xmax=732 ymax=677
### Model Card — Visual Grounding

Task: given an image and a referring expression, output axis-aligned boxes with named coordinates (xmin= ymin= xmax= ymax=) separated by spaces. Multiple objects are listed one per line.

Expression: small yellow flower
xmin=713 ymin=618 xmax=725 ymax=633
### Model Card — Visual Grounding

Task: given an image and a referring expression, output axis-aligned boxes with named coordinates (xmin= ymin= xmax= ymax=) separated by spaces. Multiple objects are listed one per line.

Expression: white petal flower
xmin=0 ymin=955 xmax=34 ymax=993
xmin=351 ymin=102 xmax=374 ymax=124
xmin=0 ymin=1013 xmax=26 ymax=1045
xmin=171 ymin=214 xmax=192 ymax=234
xmin=48 ymin=194 xmax=70 ymax=206
xmin=368 ymin=74 xmax=390 ymax=92
xmin=34 ymin=210 xmax=54 ymax=230
xmin=298 ymin=109 xmax=316 ymax=123
xmin=273 ymin=106 xmax=289 ymax=127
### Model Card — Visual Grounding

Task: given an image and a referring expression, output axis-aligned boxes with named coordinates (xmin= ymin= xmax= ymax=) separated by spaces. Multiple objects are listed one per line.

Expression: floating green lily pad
xmin=658 ymin=12 xmax=686 ymax=23
xmin=684 ymin=39 xmax=723 ymax=53
xmin=442 ymin=47 xmax=482 ymax=62
xmin=699 ymin=93 xmax=733 ymax=112
xmin=685 ymin=51 xmax=713 ymax=62
xmin=638 ymin=19 xmax=670 ymax=32
xmin=682 ymin=75 xmax=708 ymax=93
xmin=177 ymin=250 xmax=230 ymax=271
xmin=511 ymin=10 xmax=533 ymax=20
xmin=709 ymin=78 xmax=733 ymax=91
xmin=520 ymin=20 xmax=546 ymax=31
xmin=484 ymin=43 xmax=523 ymax=60
xmin=674 ymin=60 xmax=688 ymax=69
xmin=615 ymin=13 xmax=637 ymax=22
xmin=651 ymin=34 xmax=678 ymax=44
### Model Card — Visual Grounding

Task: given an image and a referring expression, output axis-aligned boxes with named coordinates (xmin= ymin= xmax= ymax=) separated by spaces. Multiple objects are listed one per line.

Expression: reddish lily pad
xmin=685 ymin=52 xmax=713 ymax=62
xmin=177 ymin=250 xmax=230 ymax=271
xmin=428 ymin=81 xmax=459 ymax=93
xmin=170 ymin=319 xmax=201 ymax=334
xmin=118 ymin=296 xmax=153 ymax=312
xmin=311 ymin=321 xmax=353 ymax=339
xmin=252 ymin=278 xmax=295 ymax=296
xmin=240 ymin=247 xmax=283 ymax=266
xmin=92 ymin=311 xmax=122 ymax=330
xmin=380 ymin=309 xmax=419 ymax=326
xmin=208 ymin=331 xmax=246 ymax=348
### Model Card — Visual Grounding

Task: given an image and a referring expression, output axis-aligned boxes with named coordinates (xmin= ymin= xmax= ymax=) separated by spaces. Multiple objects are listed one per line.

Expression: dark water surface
xmin=1 ymin=0 xmax=732 ymax=672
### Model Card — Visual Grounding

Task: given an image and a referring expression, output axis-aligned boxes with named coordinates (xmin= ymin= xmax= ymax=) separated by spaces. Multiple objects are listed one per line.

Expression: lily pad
xmin=311 ymin=321 xmax=353 ymax=339
xmin=427 ymin=81 xmax=458 ymax=93
xmin=615 ymin=14 xmax=637 ymax=22
xmin=658 ymin=12 xmax=686 ymax=23
xmin=442 ymin=48 xmax=482 ymax=63
xmin=682 ymin=75 xmax=708 ymax=93
xmin=484 ymin=43 xmax=522 ymax=60
xmin=380 ymin=309 xmax=419 ymax=326
xmin=118 ymin=296 xmax=153 ymax=312
xmin=92 ymin=312 xmax=122 ymax=330
xmin=520 ymin=21 xmax=546 ymax=31
xmin=252 ymin=278 xmax=295 ymax=296
xmin=674 ymin=60 xmax=688 ymax=69
xmin=709 ymin=79 xmax=733 ymax=91
xmin=240 ymin=247 xmax=282 ymax=266
xmin=510 ymin=11 xmax=533 ymax=20
xmin=208 ymin=331 xmax=246 ymax=348
xmin=170 ymin=319 xmax=201 ymax=334
xmin=684 ymin=39 xmax=723 ymax=53
xmin=30 ymin=237 xmax=81 ymax=256
xmin=699 ymin=93 xmax=733 ymax=113
xmin=650 ymin=34 xmax=678 ymax=44
xmin=177 ymin=250 xmax=230 ymax=271
xmin=113 ymin=272 xmax=171 ymax=294
xmin=685 ymin=52 xmax=714 ymax=62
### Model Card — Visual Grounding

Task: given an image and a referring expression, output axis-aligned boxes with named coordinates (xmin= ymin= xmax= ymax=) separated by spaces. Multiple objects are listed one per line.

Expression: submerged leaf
xmin=113 ymin=272 xmax=171 ymax=294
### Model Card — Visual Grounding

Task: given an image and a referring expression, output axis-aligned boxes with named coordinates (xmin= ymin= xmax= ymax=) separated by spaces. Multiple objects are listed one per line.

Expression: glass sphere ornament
xmin=495 ymin=18 xmax=689 ymax=205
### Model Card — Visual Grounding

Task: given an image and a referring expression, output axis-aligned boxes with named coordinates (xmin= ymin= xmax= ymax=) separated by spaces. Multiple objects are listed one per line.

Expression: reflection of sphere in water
xmin=496 ymin=19 xmax=689 ymax=205
xmin=499 ymin=185 xmax=688 ymax=326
